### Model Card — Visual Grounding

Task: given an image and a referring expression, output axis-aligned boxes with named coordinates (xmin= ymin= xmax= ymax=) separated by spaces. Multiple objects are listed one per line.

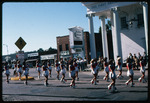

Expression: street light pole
xmin=3 ymin=44 xmax=9 ymax=55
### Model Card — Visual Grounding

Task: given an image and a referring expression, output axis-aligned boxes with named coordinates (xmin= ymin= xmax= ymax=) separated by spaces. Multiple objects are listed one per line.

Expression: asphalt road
xmin=2 ymin=67 xmax=148 ymax=101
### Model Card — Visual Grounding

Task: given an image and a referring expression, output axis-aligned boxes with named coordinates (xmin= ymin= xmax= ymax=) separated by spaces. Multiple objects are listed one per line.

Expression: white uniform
xmin=69 ymin=65 xmax=75 ymax=77
xmin=43 ymin=66 xmax=49 ymax=77
xmin=55 ymin=63 xmax=60 ymax=72
xmin=91 ymin=63 xmax=97 ymax=75
xmin=24 ymin=67 xmax=29 ymax=76
xmin=17 ymin=64 xmax=23 ymax=74
xmin=36 ymin=63 xmax=41 ymax=72
xmin=73 ymin=62 xmax=78 ymax=72
xmin=140 ymin=61 xmax=145 ymax=73
xmin=60 ymin=64 xmax=66 ymax=74
xmin=4 ymin=65 xmax=10 ymax=75
xmin=104 ymin=66 xmax=109 ymax=73
xmin=117 ymin=61 xmax=122 ymax=71
xmin=126 ymin=63 xmax=134 ymax=76
xmin=104 ymin=62 xmax=109 ymax=73
xmin=14 ymin=65 xmax=17 ymax=72
xmin=48 ymin=63 xmax=52 ymax=70
xmin=48 ymin=66 xmax=52 ymax=70
xmin=109 ymin=65 xmax=116 ymax=79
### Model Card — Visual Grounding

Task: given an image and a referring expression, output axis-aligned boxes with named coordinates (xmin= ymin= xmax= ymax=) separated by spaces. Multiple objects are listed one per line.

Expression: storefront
xmin=40 ymin=54 xmax=57 ymax=65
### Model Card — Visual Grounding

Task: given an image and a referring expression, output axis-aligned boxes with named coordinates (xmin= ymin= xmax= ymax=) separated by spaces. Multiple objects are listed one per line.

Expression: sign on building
xmin=60 ymin=51 xmax=70 ymax=56
xmin=40 ymin=54 xmax=57 ymax=60
xmin=28 ymin=53 xmax=39 ymax=57
xmin=68 ymin=26 xmax=84 ymax=48
xmin=68 ymin=26 xmax=85 ymax=58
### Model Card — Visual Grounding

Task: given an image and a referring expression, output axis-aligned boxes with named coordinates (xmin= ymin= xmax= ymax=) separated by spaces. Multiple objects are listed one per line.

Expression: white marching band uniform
xmin=17 ymin=64 xmax=23 ymax=74
xmin=48 ymin=66 xmax=52 ymax=71
xmin=43 ymin=65 xmax=49 ymax=77
xmin=24 ymin=68 xmax=29 ymax=76
xmin=55 ymin=63 xmax=60 ymax=72
xmin=109 ymin=65 xmax=116 ymax=79
xmin=4 ymin=65 xmax=10 ymax=75
xmin=60 ymin=64 xmax=66 ymax=74
xmin=14 ymin=64 xmax=17 ymax=73
xmin=69 ymin=65 xmax=75 ymax=78
xmin=140 ymin=61 xmax=145 ymax=73
xmin=117 ymin=61 xmax=122 ymax=71
xmin=126 ymin=63 xmax=134 ymax=76
xmin=91 ymin=63 xmax=97 ymax=75
xmin=36 ymin=63 xmax=41 ymax=72
xmin=74 ymin=62 xmax=78 ymax=72
xmin=104 ymin=62 xmax=109 ymax=73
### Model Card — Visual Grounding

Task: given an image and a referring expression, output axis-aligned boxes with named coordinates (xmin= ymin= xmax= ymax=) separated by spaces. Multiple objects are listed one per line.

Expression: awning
xmin=26 ymin=59 xmax=37 ymax=62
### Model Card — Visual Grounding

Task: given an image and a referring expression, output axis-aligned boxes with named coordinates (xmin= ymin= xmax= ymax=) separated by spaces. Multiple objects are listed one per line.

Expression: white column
xmin=86 ymin=14 xmax=96 ymax=59
xmin=140 ymin=2 xmax=148 ymax=54
xmin=100 ymin=16 xmax=109 ymax=59
xmin=111 ymin=7 xmax=122 ymax=61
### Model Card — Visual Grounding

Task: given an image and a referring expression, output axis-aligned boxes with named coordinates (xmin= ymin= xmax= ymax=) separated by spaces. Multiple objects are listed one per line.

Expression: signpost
xmin=15 ymin=37 xmax=27 ymax=63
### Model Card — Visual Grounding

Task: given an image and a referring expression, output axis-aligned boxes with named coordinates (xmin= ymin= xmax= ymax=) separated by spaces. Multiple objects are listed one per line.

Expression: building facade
xmin=56 ymin=32 xmax=111 ymax=63
xmin=56 ymin=35 xmax=72 ymax=61
xmin=82 ymin=2 xmax=148 ymax=62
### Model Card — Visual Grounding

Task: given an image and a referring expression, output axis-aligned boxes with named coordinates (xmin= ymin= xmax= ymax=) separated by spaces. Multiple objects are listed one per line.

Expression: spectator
xmin=143 ymin=52 xmax=148 ymax=66
xmin=80 ymin=58 xmax=85 ymax=71
xmin=133 ymin=54 xmax=139 ymax=70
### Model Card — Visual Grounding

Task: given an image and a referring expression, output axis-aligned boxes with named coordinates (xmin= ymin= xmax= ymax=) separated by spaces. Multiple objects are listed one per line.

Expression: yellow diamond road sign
xmin=15 ymin=37 xmax=27 ymax=50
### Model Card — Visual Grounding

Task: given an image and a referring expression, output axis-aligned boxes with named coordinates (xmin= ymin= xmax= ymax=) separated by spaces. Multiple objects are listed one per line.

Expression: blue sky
xmin=2 ymin=2 xmax=105 ymax=55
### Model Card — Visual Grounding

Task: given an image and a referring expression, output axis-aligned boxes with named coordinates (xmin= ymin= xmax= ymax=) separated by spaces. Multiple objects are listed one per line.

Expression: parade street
xmin=2 ymin=67 xmax=148 ymax=101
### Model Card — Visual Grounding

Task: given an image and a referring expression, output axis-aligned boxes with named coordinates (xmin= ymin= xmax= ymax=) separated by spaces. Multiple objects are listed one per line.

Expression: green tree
xmin=37 ymin=48 xmax=44 ymax=53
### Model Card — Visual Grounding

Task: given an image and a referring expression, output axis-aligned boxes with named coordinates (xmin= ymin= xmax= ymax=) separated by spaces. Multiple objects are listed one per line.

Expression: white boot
xmin=108 ymin=84 xmax=111 ymax=90
xmin=103 ymin=77 xmax=106 ymax=80
xmin=138 ymin=78 xmax=142 ymax=82
xmin=125 ymin=81 xmax=129 ymax=85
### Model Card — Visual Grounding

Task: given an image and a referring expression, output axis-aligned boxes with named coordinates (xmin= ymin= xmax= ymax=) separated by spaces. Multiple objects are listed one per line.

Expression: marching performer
xmin=69 ymin=60 xmax=76 ymax=88
xmin=55 ymin=60 xmax=60 ymax=80
xmin=17 ymin=60 xmax=23 ymax=81
xmin=73 ymin=59 xmax=79 ymax=81
xmin=36 ymin=60 xmax=42 ymax=79
xmin=116 ymin=56 xmax=123 ymax=79
xmin=138 ymin=56 xmax=147 ymax=83
xmin=47 ymin=60 xmax=52 ymax=78
xmin=125 ymin=58 xmax=135 ymax=87
xmin=60 ymin=60 xmax=67 ymax=83
xmin=108 ymin=59 xmax=117 ymax=92
xmin=103 ymin=57 xmax=109 ymax=82
xmin=90 ymin=59 xmax=98 ymax=85
xmin=14 ymin=60 xmax=18 ymax=76
xmin=4 ymin=62 xmax=10 ymax=83
xmin=42 ymin=61 xmax=49 ymax=86
xmin=23 ymin=59 xmax=29 ymax=85
xmin=94 ymin=58 xmax=100 ymax=78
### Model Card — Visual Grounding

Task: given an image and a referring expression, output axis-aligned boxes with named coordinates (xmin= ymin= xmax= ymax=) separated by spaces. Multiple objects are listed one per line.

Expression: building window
xmin=65 ymin=44 xmax=69 ymax=51
xmin=121 ymin=17 xmax=128 ymax=29
xmin=137 ymin=14 xmax=144 ymax=27
xmin=74 ymin=41 xmax=82 ymax=45
xmin=59 ymin=45 xmax=62 ymax=52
